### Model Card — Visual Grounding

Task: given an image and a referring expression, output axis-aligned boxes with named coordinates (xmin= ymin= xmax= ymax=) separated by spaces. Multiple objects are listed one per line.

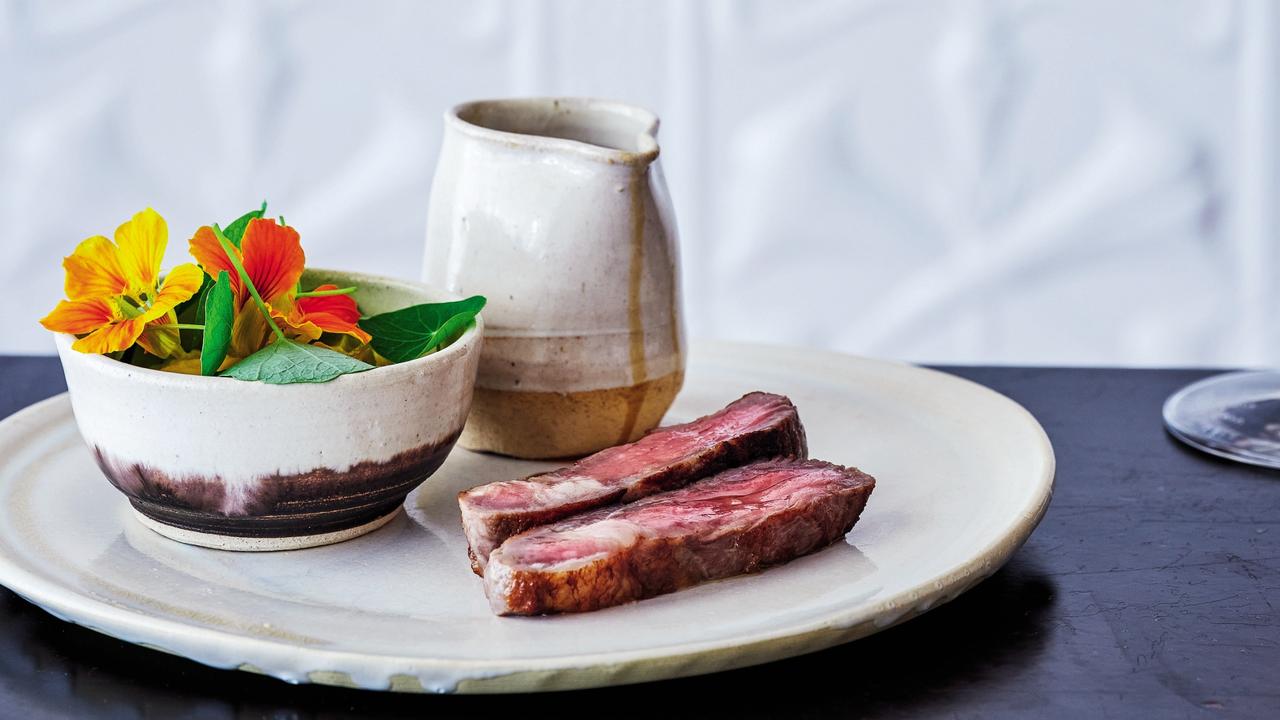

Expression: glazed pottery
xmin=0 ymin=341 xmax=1053 ymax=691
xmin=424 ymin=97 xmax=685 ymax=459
xmin=52 ymin=269 xmax=483 ymax=551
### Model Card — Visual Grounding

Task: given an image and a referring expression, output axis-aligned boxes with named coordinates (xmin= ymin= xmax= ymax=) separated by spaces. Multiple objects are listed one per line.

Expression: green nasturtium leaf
xmin=358 ymin=296 xmax=486 ymax=364
xmin=223 ymin=201 xmax=268 ymax=248
xmin=220 ymin=339 xmax=374 ymax=384
xmin=201 ymin=271 xmax=234 ymax=376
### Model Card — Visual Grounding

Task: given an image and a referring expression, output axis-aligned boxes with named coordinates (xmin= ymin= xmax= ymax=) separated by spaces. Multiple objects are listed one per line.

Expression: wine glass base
xmin=1163 ymin=370 xmax=1280 ymax=470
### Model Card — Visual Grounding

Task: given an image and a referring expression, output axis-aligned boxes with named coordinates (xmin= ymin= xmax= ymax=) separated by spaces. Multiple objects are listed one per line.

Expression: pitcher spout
xmin=447 ymin=98 xmax=660 ymax=167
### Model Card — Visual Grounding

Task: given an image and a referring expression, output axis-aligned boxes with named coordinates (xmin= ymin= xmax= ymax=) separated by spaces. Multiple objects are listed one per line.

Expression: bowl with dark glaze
xmin=52 ymin=269 xmax=483 ymax=551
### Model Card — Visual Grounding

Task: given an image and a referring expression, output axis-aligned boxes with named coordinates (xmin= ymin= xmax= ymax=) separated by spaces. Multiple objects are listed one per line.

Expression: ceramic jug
xmin=423 ymin=98 xmax=685 ymax=459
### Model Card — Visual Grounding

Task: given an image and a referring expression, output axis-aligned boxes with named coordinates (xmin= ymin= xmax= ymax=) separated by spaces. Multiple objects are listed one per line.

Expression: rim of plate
xmin=0 ymin=341 xmax=1056 ymax=692
xmin=1161 ymin=369 xmax=1280 ymax=470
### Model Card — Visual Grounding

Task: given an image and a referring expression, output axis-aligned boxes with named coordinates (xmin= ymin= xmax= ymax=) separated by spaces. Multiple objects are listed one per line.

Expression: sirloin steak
xmin=484 ymin=459 xmax=875 ymax=615
xmin=458 ymin=392 xmax=807 ymax=574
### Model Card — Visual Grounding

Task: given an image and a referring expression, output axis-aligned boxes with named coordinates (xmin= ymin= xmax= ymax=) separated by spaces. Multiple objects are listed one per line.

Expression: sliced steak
xmin=458 ymin=392 xmax=807 ymax=574
xmin=484 ymin=459 xmax=874 ymax=615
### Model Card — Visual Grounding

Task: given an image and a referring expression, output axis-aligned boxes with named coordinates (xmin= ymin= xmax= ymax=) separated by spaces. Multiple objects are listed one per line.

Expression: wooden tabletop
xmin=0 ymin=357 xmax=1276 ymax=718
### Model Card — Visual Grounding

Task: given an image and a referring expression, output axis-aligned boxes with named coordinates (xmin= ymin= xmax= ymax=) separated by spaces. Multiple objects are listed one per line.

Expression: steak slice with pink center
xmin=484 ymin=459 xmax=875 ymax=615
xmin=458 ymin=392 xmax=808 ymax=574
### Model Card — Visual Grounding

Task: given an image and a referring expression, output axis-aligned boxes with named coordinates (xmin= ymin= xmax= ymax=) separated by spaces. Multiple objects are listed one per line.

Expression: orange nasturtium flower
xmin=188 ymin=217 xmax=370 ymax=361
xmin=39 ymin=209 xmax=203 ymax=356
xmin=283 ymin=288 xmax=372 ymax=344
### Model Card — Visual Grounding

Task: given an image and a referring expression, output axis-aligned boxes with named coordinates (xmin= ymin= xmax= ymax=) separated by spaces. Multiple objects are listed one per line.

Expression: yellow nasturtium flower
xmin=40 ymin=208 xmax=203 ymax=357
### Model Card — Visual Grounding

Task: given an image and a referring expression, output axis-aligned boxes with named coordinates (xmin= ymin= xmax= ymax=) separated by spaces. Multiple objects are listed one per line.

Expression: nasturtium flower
xmin=189 ymin=217 xmax=304 ymax=308
xmin=276 ymin=285 xmax=372 ymax=344
xmin=188 ymin=218 xmax=371 ymax=353
xmin=189 ymin=217 xmax=306 ymax=358
xmin=40 ymin=209 xmax=202 ymax=356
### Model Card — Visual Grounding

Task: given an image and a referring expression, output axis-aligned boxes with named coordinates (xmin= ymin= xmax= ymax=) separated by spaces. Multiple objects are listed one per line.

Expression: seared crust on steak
xmin=484 ymin=459 xmax=874 ymax=615
xmin=458 ymin=392 xmax=808 ymax=574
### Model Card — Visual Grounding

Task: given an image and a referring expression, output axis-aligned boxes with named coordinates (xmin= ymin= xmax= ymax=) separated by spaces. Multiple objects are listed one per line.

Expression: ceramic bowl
xmin=52 ymin=269 xmax=483 ymax=551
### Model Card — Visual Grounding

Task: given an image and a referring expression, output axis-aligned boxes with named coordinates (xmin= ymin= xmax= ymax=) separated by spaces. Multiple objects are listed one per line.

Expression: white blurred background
xmin=2 ymin=0 xmax=1276 ymax=366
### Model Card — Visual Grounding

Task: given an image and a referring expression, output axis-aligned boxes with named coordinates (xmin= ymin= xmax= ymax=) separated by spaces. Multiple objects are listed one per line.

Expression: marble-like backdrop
xmin=1 ymin=0 xmax=1275 ymax=365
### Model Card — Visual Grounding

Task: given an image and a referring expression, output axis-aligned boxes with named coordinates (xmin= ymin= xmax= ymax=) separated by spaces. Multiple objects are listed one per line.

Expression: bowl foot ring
xmin=130 ymin=507 xmax=401 ymax=552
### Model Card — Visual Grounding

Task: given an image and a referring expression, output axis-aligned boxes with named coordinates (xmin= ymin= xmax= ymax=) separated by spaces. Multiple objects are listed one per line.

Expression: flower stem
xmin=172 ymin=323 xmax=205 ymax=331
xmin=296 ymin=286 xmax=356 ymax=298
xmin=212 ymin=224 xmax=287 ymax=342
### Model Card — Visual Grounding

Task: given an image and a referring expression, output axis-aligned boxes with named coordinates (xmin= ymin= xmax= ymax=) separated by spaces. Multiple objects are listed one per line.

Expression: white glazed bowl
xmin=53 ymin=269 xmax=483 ymax=551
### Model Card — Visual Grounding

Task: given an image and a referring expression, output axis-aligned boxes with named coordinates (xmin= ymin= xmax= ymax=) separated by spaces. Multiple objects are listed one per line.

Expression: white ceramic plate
xmin=0 ymin=341 xmax=1054 ymax=693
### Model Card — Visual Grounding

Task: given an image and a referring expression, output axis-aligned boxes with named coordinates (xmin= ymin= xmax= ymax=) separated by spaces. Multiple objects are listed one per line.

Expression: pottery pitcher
xmin=423 ymin=98 xmax=685 ymax=459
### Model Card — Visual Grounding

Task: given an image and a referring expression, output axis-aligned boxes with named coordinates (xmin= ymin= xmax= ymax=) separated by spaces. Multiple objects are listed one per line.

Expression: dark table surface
xmin=0 ymin=357 xmax=1276 ymax=719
